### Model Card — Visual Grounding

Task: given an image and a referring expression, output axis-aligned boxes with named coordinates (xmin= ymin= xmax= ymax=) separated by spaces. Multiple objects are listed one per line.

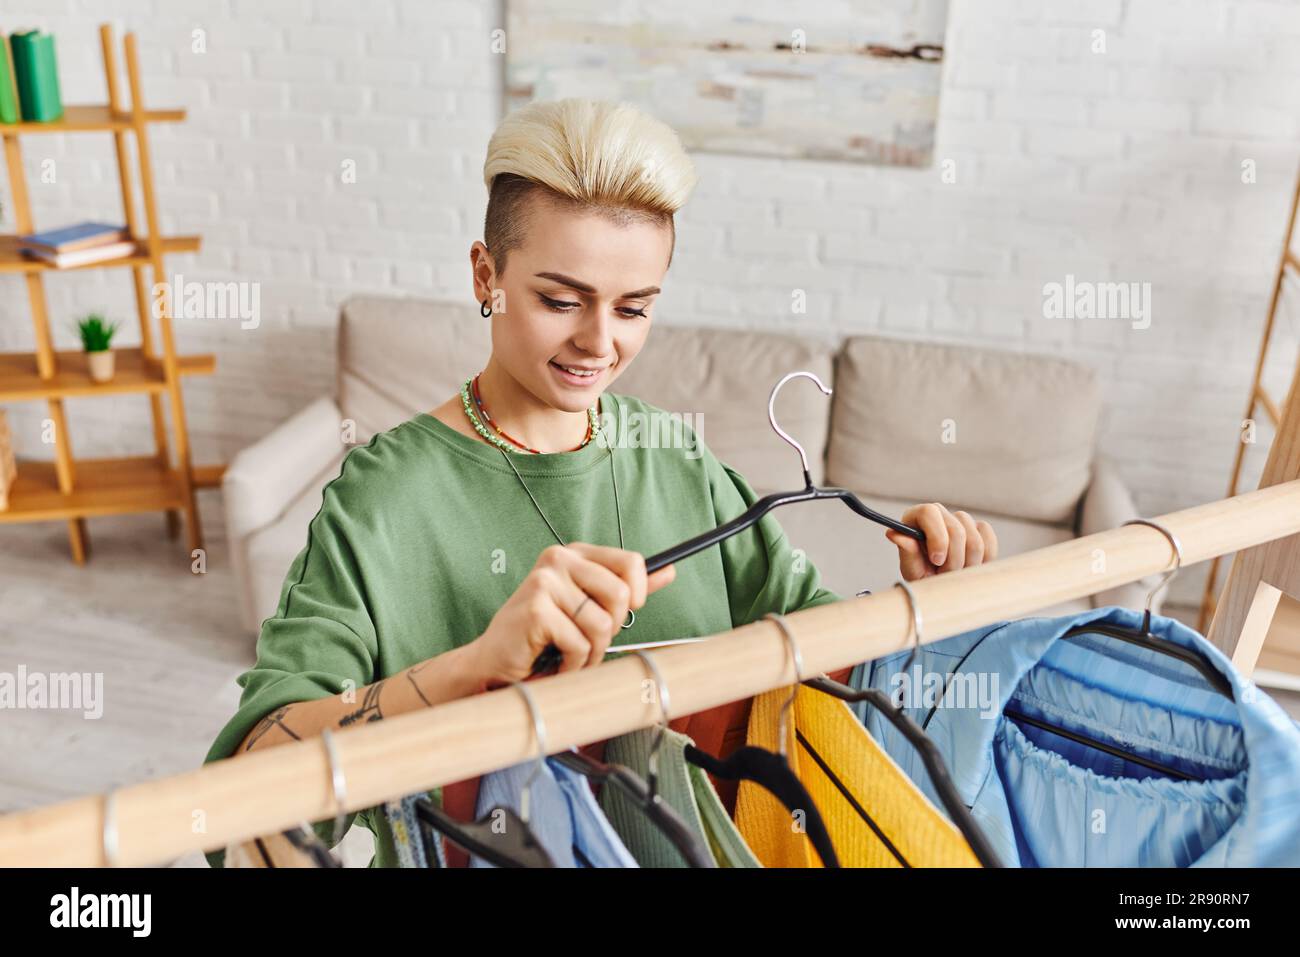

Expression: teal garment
xmin=202 ymin=392 xmax=841 ymax=867
xmin=600 ymin=727 xmax=761 ymax=868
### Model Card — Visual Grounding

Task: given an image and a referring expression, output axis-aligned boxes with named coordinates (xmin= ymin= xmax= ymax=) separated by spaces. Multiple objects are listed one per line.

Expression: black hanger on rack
xmin=792 ymin=588 xmax=1003 ymax=868
xmin=1058 ymin=520 xmax=1233 ymax=699
xmin=414 ymin=682 xmax=556 ymax=867
xmin=548 ymin=750 xmax=715 ymax=868
xmin=554 ymin=653 xmax=717 ymax=868
xmin=637 ymin=630 xmax=841 ymax=867
xmin=1001 ymin=519 xmax=1228 ymax=782
xmin=277 ymin=824 xmax=344 ymax=868
xmin=532 ymin=370 xmax=926 ymax=675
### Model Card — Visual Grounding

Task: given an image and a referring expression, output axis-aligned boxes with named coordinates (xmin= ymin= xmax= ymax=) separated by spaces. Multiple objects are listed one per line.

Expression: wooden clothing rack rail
xmin=2 ymin=475 xmax=1300 ymax=866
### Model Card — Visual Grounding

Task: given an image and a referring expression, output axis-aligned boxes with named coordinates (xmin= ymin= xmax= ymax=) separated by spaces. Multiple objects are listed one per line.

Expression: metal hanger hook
xmin=764 ymin=613 xmax=806 ymax=760
xmin=320 ymin=728 xmax=349 ymax=846
xmin=102 ymin=790 xmax=119 ymax=868
xmin=1122 ymin=519 xmax=1183 ymax=630
xmin=768 ymin=371 xmax=832 ymax=485
xmin=894 ymin=580 xmax=923 ymax=680
xmin=631 ymin=650 xmax=671 ymax=800
xmin=511 ymin=681 xmax=549 ymax=824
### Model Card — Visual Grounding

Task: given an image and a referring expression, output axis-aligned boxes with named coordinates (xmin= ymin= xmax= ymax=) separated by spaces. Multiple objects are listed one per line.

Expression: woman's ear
xmin=469 ymin=240 xmax=497 ymax=307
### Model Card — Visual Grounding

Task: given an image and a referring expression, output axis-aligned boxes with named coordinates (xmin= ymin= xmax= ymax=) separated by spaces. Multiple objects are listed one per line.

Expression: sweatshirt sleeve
xmin=705 ymin=450 xmax=844 ymax=628
xmin=201 ymin=447 xmax=382 ymax=866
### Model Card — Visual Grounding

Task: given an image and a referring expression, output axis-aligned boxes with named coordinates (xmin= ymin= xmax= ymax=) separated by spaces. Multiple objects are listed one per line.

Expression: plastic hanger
xmin=532 ymin=370 xmax=924 ymax=674
xmin=1058 ymin=519 xmax=1233 ymax=699
xmin=656 ymin=623 xmax=841 ymax=867
xmin=1000 ymin=519 xmax=1225 ymax=781
xmin=414 ymin=682 xmax=556 ymax=867
xmin=793 ymin=585 xmax=1003 ymax=867
xmin=552 ymin=649 xmax=716 ymax=867
xmin=645 ymin=370 xmax=925 ymax=569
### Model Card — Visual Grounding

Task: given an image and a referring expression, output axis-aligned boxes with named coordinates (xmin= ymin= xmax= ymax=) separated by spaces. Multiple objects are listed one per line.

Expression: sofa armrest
xmin=223 ymin=396 xmax=344 ymax=635
xmin=223 ymin=395 xmax=344 ymax=541
xmin=1077 ymin=456 xmax=1163 ymax=613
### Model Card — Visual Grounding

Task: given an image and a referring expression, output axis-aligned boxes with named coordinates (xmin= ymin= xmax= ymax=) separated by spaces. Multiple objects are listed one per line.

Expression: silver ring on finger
xmin=572 ymin=595 xmax=591 ymax=620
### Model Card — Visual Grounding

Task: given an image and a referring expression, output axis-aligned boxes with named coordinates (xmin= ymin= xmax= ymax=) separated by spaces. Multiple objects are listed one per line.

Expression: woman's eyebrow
xmin=534 ymin=271 xmax=660 ymax=298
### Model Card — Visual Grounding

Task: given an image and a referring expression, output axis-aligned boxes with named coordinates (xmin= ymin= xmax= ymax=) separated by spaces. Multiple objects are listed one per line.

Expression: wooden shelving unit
xmin=1198 ymin=163 xmax=1300 ymax=633
xmin=0 ymin=24 xmax=221 ymax=563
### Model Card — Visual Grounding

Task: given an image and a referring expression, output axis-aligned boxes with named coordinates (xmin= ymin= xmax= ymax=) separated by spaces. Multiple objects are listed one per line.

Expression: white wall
xmin=1 ymin=0 xmax=1298 ymax=605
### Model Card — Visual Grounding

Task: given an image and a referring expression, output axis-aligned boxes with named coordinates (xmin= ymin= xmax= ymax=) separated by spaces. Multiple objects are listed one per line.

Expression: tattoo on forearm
xmin=339 ymin=680 xmax=385 ymax=726
xmin=245 ymin=705 xmax=301 ymax=750
xmin=406 ymin=664 xmax=434 ymax=708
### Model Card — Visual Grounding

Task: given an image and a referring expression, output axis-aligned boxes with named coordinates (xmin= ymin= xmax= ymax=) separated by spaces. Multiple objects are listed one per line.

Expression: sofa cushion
xmin=826 ymin=335 xmax=1099 ymax=525
xmin=771 ymin=489 xmax=1092 ymax=618
xmin=612 ymin=324 xmax=836 ymax=489
xmin=339 ymin=296 xmax=490 ymax=442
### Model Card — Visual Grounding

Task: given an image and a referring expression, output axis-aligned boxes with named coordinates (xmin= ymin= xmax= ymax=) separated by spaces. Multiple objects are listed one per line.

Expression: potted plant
xmin=75 ymin=313 xmax=120 ymax=383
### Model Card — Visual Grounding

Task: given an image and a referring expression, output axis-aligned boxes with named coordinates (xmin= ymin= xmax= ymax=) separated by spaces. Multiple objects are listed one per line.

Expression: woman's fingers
xmin=566 ymin=542 xmax=647 ymax=609
xmin=977 ymin=519 xmax=999 ymax=562
xmin=536 ymin=592 xmax=594 ymax=672
xmin=953 ymin=510 xmax=983 ymax=568
xmin=937 ymin=508 xmax=964 ymax=572
xmin=900 ymin=503 xmax=951 ymax=568
xmin=646 ymin=562 xmax=676 ymax=594
xmin=893 ymin=504 xmax=999 ymax=579
xmin=885 ymin=529 xmax=931 ymax=581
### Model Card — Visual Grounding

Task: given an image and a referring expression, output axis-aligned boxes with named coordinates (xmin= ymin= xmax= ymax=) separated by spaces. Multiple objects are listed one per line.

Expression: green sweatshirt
xmin=203 ymin=391 xmax=842 ymax=867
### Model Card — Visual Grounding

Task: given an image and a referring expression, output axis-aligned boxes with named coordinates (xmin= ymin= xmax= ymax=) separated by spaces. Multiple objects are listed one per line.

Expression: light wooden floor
xmin=0 ymin=508 xmax=375 ymax=867
xmin=2 ymin=509 xmax=1297 ymax=868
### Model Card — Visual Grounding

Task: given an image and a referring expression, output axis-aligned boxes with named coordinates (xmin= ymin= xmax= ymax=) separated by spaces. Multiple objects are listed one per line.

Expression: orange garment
xmin=735 ymin=684 xmax=982 ymax=868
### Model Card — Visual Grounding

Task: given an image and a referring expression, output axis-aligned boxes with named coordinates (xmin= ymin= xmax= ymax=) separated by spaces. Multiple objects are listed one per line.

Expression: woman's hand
xmin=885 ymin=503 xmax=998 ymax=581
xmin=466 ymin=542 xmax=676 ymax=688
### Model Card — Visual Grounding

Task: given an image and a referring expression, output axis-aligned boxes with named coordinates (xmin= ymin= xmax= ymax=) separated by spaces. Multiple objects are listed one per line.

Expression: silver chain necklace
xmin=496 ymin=426 xmax=636 ymax=630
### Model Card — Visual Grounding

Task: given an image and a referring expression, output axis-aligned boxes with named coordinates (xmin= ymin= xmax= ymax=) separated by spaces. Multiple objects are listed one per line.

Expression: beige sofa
xmin=222 ymin=295 xmax=1152 ymax=637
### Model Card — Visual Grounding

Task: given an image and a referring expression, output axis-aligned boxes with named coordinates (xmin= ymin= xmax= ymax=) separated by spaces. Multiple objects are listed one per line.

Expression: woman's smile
xmin=549 ymin=359 xmax=607 ymax=387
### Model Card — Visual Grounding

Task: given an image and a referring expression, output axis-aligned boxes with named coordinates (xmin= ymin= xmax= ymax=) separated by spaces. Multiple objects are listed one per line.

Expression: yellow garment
xmin=734 ymin=684 xmax=981 ymax=868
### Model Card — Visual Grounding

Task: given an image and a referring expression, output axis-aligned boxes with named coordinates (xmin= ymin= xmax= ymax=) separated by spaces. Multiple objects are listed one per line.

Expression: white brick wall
xmin=1 ymin=0 xmax=1298 ymax=607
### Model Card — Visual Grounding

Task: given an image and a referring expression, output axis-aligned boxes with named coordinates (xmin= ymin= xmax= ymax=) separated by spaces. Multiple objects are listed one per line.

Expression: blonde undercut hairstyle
xmin=482 ymin=98 xmax=698 ymax=277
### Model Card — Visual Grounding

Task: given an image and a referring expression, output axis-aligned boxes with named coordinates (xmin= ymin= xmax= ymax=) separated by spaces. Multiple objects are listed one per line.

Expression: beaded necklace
xmin=458 ymin=373 xmax=634 ymax=629
xmin=459 ymin=374 xmax=598 ymax=454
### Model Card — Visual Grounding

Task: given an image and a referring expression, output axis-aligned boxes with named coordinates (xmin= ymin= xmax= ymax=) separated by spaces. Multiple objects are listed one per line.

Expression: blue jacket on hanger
xmin=847 ymin=606 xmax=1300 ymax=867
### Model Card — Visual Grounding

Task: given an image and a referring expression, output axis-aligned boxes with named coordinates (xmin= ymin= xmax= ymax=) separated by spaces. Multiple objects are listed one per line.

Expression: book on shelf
xmin=22 ymin=240 xmax=137 ymax=268
xmin=0 ymin=35 xmax=19 ymax=125
xmin=20 ymin=222 xmax=128 ymax=254
xmin=9 ymin=30 xmax=62 ymax=123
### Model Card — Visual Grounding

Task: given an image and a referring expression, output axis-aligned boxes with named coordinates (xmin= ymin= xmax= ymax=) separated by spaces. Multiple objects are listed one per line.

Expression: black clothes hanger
xmin=549 ymin=748 xmax=716 ymax=868
xmin=681 ymin=744 xmax=839 ymax=867
xmin=652 ymin=370 xmax=925 ymax=563
xmin=634 ymin=643 xmax=841 ymax=868
xmin=277 ymin=825 xmax=344 ymax=868
xmin=998 ymin=519 xmax=1227 ymax=782
xmin=415 ymin=682 xmax=556 ymax=868
xmin=1058 ymin=520 xmax=1233 ymax=699
xmin=787 ymin=590 xmax=1003 ymax=869
xmin=532 ymin=371 xmax=925 ymax=675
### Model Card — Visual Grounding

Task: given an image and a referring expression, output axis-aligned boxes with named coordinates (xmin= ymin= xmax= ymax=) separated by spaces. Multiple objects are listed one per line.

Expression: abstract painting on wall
xmin=505 ymin=0 xmax=950 ymax=167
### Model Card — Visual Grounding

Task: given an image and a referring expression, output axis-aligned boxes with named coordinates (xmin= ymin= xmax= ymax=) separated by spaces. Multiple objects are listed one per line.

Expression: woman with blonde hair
xmin=203 ymin=98 xmax=998 ymax=867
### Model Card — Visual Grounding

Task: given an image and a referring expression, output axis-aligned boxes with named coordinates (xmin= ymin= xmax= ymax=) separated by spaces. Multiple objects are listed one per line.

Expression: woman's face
xmin=472 ymin=195 xmax=674 ymax=413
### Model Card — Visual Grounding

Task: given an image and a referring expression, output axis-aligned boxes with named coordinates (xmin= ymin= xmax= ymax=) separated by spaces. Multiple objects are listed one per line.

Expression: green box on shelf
xmin=10 ymin=30 xmax=63 ymax=123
